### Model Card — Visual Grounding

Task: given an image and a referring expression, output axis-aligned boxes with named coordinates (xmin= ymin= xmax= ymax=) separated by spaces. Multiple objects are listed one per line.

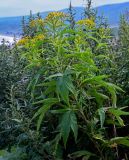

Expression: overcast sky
xmin=0 ymin=0 xmax=128 ymax=17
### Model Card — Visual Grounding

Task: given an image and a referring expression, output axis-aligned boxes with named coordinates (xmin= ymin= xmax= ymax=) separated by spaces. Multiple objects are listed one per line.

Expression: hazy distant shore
xmin=0 ymin=35 xmax=20 ymax=44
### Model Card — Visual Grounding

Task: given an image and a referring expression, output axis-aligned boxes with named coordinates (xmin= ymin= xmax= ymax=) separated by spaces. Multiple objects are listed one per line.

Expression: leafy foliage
xmin=1 ymin=5 xmax=129 ymax=160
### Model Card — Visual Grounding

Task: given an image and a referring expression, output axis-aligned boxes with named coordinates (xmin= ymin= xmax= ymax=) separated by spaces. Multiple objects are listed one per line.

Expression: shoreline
xmin=0 ymin=35 xmax=20 ymax=44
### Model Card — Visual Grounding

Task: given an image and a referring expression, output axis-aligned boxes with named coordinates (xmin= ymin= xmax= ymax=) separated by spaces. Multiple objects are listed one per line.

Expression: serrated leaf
xmin=60 ymin=111 xmax=71 ymax=147
xmin=70 ymin=111 xmax=78 ymax=142
xmin=56 ymin=76 xmax=69 ymax=104
xmin=60 ymin=110 xmax=78 ymax=147
xmin=33 ymin=98 xmax=59 ymax=130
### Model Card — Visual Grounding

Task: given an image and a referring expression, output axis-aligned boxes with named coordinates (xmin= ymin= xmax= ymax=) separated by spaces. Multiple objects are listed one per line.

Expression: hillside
xmin=0 ymin=2 xmax=129 ymax=36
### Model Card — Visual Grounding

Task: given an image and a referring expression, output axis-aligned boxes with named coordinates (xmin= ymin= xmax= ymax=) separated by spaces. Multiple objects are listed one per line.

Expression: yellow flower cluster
xmin=31 ymin=34 xmax=45 ymax=43
xmin=17 ymin=36 xmax=30 ymax=45
xmin=45 ymin=12 xmax=67 ymax=21
xmin=17 ymin=34 xmax=45 ymax=46
xmin=77 ymin=18 xmax=95 ymax=28
xmin=30 ymin=19 xmax=44 ymax=28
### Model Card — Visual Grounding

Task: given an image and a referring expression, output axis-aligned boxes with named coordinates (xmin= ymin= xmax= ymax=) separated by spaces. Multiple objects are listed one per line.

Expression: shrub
xmin=16 ymin=12 xmax=129 ymax=159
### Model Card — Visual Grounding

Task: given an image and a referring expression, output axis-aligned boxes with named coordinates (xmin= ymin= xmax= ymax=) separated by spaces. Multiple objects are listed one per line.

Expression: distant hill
xmin=0 ymin=2 xmax=129 ymax=36
xmin=96 ymin=2 xmax=129 ymax=27
xmin=61 ymin=2 xmax=129 ymax=26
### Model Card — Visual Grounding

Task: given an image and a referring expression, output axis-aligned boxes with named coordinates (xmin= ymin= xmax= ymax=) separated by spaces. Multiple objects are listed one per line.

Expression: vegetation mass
xmin=0 ymin=1 xmax=129 ymax=159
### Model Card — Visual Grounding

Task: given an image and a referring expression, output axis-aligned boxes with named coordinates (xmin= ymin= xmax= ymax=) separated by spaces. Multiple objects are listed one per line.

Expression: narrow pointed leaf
xmin=98 ymin=108 xmax=105 ymax=128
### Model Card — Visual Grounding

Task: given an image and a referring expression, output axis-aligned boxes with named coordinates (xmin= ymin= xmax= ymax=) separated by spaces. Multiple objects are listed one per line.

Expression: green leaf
xmin=110 ymin=137 xmax=129 ymax=147
xmin=45 ymin=73 xmax=63 ymax=81
xmin=64 ymin=74 xmax=77 ymax=99
xmin=99 ymin=82 xmax=123 ymax=108
xmin=109 ymin=108 xmax=129 ymax=126
xmin=89 ymin=89 xmax=108 ymax=107
xmin=70 ymin=150 xmax=95 ymax=159
xmin=33 ymin=105 xmax=51 ymax=131
xmin=56 ymin=76 xmax=69 ymax=104
xmin=33 ymin=98 xmax=59 ymax=130
xmin=116 ymin=116 xmax=124 ymax=126
xmin=82 ymin=75 xmax=108 ymax=85
xmin=60 ymin=110 xmax=78 ymax=147
xmin=60 ymin=111 xmax=71 ymax=147
xmin=109 ymin=108 xmax=129 ymax=116
xmin=37 ymin=80 xmax=56 ymax=87
xmin=50 ymin=109 xmax=69 ymax=114
xmin=56 ymin=72 xmax=75 ymax=104
xmin=98 ymin=108 xmax=105 ymax=128
xmin=83 ymin=77 xmax=123 ymax=108
xmin=96 ymin=42 xmax=107 ymax=50
xmin=37 ymin=111 xmax=46 ymax=131
xmin=33 ymin=98 xmax=59 ymax=105
xmin=70 ymin=111 xmax=78 ymax=142
xmin=27 ymin=67 xmax=44 ymax=96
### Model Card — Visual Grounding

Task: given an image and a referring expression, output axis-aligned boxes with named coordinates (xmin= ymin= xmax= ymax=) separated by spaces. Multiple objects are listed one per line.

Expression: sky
xmin=0 ymin=0 xmax=128 ymax=17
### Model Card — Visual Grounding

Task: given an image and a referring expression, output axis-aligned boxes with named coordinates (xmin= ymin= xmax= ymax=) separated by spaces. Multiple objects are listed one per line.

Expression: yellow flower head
xmin=27 ymin=34 xmax=45 ymax=48
xmin=30 ymin=19 xmax=44 ymax=28
xmin=45 ymin=12 xmax=67 ymax=21
xmin=17 ymin=34 xmax=45 ymax=47
xmin=17 ymin=36 xmax=30 ymax=46
xmin=34 ymin=34 xmax=45 ymax=41
xmin=77 ymin=18 xmax=95 ymax=28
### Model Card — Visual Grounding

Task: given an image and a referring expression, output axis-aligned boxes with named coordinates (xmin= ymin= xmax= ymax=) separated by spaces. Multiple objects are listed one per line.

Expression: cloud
xmin=0 ymin=0 xmax=128 ymax=17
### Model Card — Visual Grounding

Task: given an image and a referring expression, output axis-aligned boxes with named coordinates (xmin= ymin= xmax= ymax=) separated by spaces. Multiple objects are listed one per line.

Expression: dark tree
xmin=36 ymin=12 xmax=42 ymax=19
xmin=21 ymin=16 xmax=26 ymax=36
xmin=29 ymin=10 xmax=34 ymax=23
xmin=67 ymin=1 xmax=76 ymax=29
xmin=83 ymin=0 xmax=96 ymax=19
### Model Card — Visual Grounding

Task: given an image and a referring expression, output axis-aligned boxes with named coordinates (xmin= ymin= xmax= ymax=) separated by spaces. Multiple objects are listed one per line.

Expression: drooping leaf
xmin=109 ymin=108 xmax=129 ymax=116
xmin=56 ymin=76 xmax=69 ymax=104
xmin=70 ymin=111 xmax=78 ymax=142
xmin=33 ymin=105 xmax=51 ymax=131
xmin=45 ymin=73 xmax=63 ymax=81
xmin=116 ymin=116 xmax=125 ymax=126
xmin=60 ymin=110 xmax=78 ymax=147
xmin=50 ymin=108 xmax=69 ymax=114
xmin=89 ymin=88 xmax=109 ymax=107
xmin=99 ymin=81 xmax=123 ymax=108
xmin=110 ymin=137 xmax=129 ymax=147
xmin=60 ymin=111 xmax=71 ymax=147
xmin=98 ymin=108 xmax=105 ymax=128
xmin=108 ymin=108 xmax=129 ymax=126
xmin=33 ymin=98 xmax=59 ymax=105
xmin=37 ymin=111 xmax=46 ymax=131
xmin=56 ymin=72 xmax=75 ymax=104
xmin=33 ymin=98 xmax=59 ymax=130
xmin=82 ymin=75 xmax=108 ymax=85
xmin=27 ymin=67 xmax=44 ymax=96
xmin=70 ymin=150 xmax=96 ymax=159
